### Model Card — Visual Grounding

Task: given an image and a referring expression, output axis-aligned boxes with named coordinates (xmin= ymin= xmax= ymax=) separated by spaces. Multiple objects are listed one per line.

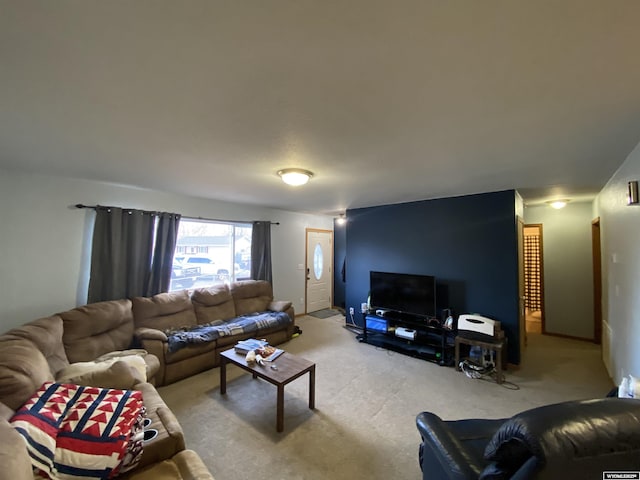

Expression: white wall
xmin=524 ymin=201 xmax=595 ymax=339
xmin=0 ymin=169 xmax=332 ymax=331
xmin=596 ymin=141 xmax=640 ymax=384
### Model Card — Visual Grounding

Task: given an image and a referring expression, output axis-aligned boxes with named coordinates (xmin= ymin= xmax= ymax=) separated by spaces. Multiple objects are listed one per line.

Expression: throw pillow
xmin=57 ymin=354 xmax=147 ymax=384
xmin=95 ymin=349 xmax=148 ymax=361
xmin=58 ymin=360 xmax=142 ymax=389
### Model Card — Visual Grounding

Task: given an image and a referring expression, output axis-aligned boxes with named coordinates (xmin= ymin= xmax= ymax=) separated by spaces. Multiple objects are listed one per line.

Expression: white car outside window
xmin=180 ymin=256 xmax=217 ymax=276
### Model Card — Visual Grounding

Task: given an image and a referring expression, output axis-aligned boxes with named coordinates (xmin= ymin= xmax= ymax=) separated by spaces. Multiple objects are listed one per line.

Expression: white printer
xmin=457 ymin=314 xmax=500 ymax=337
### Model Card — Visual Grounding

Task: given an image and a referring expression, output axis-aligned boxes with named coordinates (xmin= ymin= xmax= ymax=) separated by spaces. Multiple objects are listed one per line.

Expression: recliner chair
xmin=416 ymin=397 xmax=640 ymax=479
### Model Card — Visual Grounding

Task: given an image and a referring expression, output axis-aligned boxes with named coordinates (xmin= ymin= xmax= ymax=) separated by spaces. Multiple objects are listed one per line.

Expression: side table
xmin=455 ymin=332 xmax=507 ymax=384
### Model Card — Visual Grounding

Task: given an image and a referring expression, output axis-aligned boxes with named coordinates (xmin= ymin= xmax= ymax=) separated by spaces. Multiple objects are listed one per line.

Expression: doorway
xmin=305 ymin=229 xmax=333 ymax=314
xmin=524 ymin=224 xmax=545 ymax=334
xmin=592 ymin=218 xmax=602 ymax=344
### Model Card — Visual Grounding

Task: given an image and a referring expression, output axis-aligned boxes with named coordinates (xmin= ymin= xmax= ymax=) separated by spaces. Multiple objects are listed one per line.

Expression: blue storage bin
xmin=366 ymin=315 xmax=388 ymax=333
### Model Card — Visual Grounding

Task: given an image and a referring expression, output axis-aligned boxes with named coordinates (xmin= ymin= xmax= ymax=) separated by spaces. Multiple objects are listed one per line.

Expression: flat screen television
xmin=369 ymin=271 xmax=436 ymax=318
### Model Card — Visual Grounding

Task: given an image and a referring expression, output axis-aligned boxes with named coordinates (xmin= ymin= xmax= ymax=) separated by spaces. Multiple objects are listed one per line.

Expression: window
xmin=169 ymin=219 xmax=252 ymax=292
xmin=313 ymin=243 xmax=323 ymax=280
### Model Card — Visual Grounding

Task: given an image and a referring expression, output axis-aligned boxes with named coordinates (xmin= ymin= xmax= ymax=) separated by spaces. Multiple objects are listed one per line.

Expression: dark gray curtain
xmin=87 ymin=207 xmax=154 ymax=303
xmin=146 ymin=212 xmax=181 ymax=296
xmin=251 ymin=221 xmax=272 ymax=283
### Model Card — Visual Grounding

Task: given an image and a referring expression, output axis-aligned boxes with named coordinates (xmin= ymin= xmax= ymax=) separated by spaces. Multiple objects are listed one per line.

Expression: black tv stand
xmin=357 ymin=311 xmax=455 ymax=366
xmin=380 ymin=310 xmax=428 ymax=323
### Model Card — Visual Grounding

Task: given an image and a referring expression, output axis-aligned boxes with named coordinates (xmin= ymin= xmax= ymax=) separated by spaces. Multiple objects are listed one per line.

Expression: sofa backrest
xmin=60 ymin=299 xmax=134 ymax=363
xmin=132 ymin=290 xmax=197 ymax=332
xmin=0 ymin=335 xmax=54 ymax=411
xmin=230 ymin=280 xmax=273 ymax=316
xmin=482 ymin=397 xmax=640 ymax=477
xmin=191 ymin=284 xmax=236 ymax=324
xmin=3 ymin=315 xmax=69 ymax=376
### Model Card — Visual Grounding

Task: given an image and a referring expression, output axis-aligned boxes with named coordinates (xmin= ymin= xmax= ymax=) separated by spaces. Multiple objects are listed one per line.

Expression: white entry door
xmin=305 ymin=229 xmax=333 ymax=313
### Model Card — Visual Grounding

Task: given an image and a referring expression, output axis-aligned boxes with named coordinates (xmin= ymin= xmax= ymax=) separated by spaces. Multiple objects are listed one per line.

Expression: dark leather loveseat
xmin=416 ymin=398 xmax=640 ymax=479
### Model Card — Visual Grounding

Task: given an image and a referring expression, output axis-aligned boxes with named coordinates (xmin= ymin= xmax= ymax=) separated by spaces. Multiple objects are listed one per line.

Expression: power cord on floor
xmin=342 ymin=310 xmax=363 ymax=334
xmin=459 ymin=359 xmax=520 ymax=390
xmin=460 ymin=359 xmax=494 ymax=379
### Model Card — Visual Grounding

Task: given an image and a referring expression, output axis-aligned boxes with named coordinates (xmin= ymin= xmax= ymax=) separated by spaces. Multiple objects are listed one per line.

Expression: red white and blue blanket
xmin=11 ymin=382 xmax=145 ymax=479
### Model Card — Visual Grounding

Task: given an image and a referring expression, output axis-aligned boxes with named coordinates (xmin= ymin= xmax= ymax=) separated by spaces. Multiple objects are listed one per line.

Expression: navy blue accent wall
xmin=333 ymin=218 xmax=347 ymax=309
xmin=345 ymin=190 xmax=521 ymax=364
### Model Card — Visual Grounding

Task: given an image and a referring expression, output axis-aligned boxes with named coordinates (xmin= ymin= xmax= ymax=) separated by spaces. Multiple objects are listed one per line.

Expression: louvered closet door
xmin=524 ymin=234 xmax=541 ymax=311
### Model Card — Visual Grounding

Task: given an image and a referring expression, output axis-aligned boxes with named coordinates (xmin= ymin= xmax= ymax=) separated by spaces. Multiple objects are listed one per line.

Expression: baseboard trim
xmin=541 ymin=330 xmax=596 ymax=343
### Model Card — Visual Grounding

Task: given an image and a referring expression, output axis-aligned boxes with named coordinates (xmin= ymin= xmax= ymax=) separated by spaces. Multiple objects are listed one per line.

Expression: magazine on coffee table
xmin=260 ymin=348 xmax=284 ymax=362
xmin=234 ymin=338 xmax=268 ymax=354
xmin=234 ymin=339 xmax=284 ymax=361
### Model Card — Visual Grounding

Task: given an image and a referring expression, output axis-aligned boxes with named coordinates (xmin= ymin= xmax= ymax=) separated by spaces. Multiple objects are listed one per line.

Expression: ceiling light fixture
xmin=336 ymin=213 xmax=347 ymax=225
xmin=277 ymin=168 xmax=314 ymax=186
xmin=547 ymin=199 xmax=570 ymax=209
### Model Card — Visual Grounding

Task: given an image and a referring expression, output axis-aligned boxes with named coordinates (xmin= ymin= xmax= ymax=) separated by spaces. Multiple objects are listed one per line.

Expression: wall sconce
xmin=277 ymin=168 xmax=314 ymax=186
xmin=628 ymin=181 xmax=639 ymax=205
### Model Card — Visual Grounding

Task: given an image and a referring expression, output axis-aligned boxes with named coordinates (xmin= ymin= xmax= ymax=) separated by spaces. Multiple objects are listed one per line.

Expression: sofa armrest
xmin=0 ymin=402 xmax=15 ymax=421
xmin=135 ymin=327 xmax=168 ymax=342
xmin=416 ymin=412 xmax=488 ymax=479
xmin=134 ymin=328 xmax=168 ymax=385
xmin=133 ymin=382 xmax=186 ymax=467
xmin=0 ymin=418 xmax=34 ymax=480
xmin=120 ymin=449 xmax=214 ymax=480
xmin=268 ymin=300 xmax=292 ymax=312
xmin=133 ymin=328 xmax=168 ymax=361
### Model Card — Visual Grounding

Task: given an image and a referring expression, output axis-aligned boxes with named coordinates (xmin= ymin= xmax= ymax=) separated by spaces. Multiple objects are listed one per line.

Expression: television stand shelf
xmin=356 ymin=312 xmax=455 ymax=366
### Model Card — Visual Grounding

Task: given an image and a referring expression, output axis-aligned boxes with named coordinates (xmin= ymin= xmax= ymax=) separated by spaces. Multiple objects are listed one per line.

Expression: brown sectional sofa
xmin=0 ymin=280 xmax=295 ymax=479
xmin=134 ymin=281 xmax=295 ymax=386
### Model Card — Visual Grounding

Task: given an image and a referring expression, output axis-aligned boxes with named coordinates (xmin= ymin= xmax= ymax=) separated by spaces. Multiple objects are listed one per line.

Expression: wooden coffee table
xmin=219 ymin=348 xmax=316 ymax=432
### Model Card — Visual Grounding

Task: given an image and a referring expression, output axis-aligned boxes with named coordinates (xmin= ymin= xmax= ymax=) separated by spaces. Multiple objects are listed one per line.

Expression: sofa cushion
xmin=4 ymin=315 xmax=69 ymax=376
xmin=192 ymin=285 xmax=236 ymax=323
xmin=0 ymin=338 xmax=54 ymax=411
xmin=230 ymin=280 xmax=273 ymax=316
xmin=164 ymin=340 xmax=218 ymax=364
xmin=60 ymin=299 xmax=135 ymax=363
xmin=133 ymin=291 xmax=197 ymax=332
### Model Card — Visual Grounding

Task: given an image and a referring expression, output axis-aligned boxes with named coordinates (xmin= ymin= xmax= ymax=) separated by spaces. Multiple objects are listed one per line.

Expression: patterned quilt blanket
xmin=11 ymin=382 xmax=145 ymax=480
xmin=166 ymin=311 xmax=292 ymax=352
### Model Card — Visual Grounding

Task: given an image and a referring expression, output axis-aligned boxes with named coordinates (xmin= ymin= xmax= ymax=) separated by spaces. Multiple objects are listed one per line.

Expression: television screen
xmin=370 ymin=271 xmax=436 ymax=318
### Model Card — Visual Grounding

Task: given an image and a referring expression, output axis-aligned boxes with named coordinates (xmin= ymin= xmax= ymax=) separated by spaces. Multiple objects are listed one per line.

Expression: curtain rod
xmin=75 ymin=204 xmax=279 ymax=225
xmin=74 ymin=203 xmax=177 ymax=216
xmin=192 ymin=216 xmax=280 ymax=226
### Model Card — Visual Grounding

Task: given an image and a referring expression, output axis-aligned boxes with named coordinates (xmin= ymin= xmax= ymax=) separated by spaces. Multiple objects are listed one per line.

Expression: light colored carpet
xmin=158 ymin=314 xmax=613 ymax=480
